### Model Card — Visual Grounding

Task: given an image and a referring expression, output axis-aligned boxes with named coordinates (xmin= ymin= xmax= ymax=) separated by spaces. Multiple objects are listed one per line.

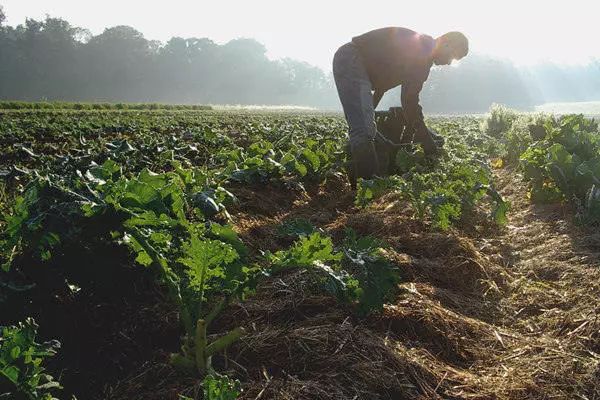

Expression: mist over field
xmin=0 ymin=2 xmax=598 ymax=112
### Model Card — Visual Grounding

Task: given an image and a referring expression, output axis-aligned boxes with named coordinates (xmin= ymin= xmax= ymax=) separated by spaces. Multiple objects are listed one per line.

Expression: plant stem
xmin=195 ymin=319 xmax=207 ymax=374
xmin=129 ymin=227 xmax=193 ymax=335
xmin=170 ymin=353 xmax=195 ymax=372
xmin=205 ymin=296 xmax=228 ymax=327
xmin=205 ymin=327 xmax=245 ymax=357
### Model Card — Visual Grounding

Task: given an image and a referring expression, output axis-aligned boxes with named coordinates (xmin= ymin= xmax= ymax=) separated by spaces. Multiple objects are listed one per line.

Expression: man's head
xmin=432 ymin=32 xmax=469 ymax=65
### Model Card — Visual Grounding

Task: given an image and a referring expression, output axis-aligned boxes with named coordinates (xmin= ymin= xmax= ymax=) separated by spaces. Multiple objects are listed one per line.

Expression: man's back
xmin=352 ymin=27 xmax=435 ymax=91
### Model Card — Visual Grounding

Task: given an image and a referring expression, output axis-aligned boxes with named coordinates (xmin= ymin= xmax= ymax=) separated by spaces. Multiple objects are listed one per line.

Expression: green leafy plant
xmin=350 ymin=117 xmax=510 ymax=230
xmin=277 ymin=218 xmax=318 ymax=238
xmin=1 ymin=161 xmax=257 ymax=377
xmin=267 ymin=231 xmax=401 ymax=316
xmin=519 ymin=114 xmax=600 ymax=223
xmin=267 ymin=232 xmax=342 ymax=272
xmin=267 ymin=232 xmax=357 ymax=303
xmin=170 ymin=233 xmax=252 ymax=375
xmin=84 ymin=165 xmax=255 ymax=376
xmin=341 ymin=230 xmax=401 ymax=315
xmin=355 ymin=176 xmax=404 ymax=208
xmin=482 ymin=104 xmax=518 ymax=137
xmin=354 ymin=135 xmax=509 ymax=230
xmin=501 ymin=114 xmax=551 ymax=164
xmin=202 ymin=374 xmax=242 ymax=400
xmin=0 ymin=318 xmax=61 ymax=400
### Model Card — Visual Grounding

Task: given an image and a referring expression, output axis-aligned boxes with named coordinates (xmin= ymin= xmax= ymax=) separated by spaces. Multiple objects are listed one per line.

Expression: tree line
xmin=0 ymin=8 xmax=334 ymax=107
xmin=0 ymin=6 xmax=598 ymax=112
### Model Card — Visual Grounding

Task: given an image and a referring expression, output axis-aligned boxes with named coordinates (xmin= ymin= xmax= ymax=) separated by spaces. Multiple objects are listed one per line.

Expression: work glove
xmin=414 ymin=126 xmax=440 ymax=156
xmin=429 ymin=128 xmax=445 ymax=148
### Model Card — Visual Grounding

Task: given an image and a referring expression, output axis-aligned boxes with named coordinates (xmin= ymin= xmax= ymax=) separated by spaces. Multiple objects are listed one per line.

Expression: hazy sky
xmin=2 ymin=0 xmax=598 ymax=70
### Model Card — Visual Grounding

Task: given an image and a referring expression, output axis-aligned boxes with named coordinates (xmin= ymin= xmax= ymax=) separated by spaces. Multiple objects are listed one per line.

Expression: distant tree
xmin=279 ymin=58 xmax=337 ymax=107
xmin=0 ymin=12 xmax=597 ymax=109
xmin=214 ymin=38 xmax=272 ymax=103
xmin=81 ymin=25 xmax=156 ymax=101
xmin=33 ymin=17 xmax=84 ymax=98
xmin=0 ymin=5 xmax=12 ymax=98
xmin=156 ymin=37 xmax=219 ymax=103
xmin=185 ymin=38 xmax=219 ymax=101
xmin=0 ymin=16 xmax=83 ymax=100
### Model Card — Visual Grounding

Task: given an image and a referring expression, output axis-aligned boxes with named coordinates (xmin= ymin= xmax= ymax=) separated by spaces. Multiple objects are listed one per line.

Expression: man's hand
xmin=429 ymin=128 xmax=445 ymax=148
xmin=414 ymin=126 xmax=441 ymax=156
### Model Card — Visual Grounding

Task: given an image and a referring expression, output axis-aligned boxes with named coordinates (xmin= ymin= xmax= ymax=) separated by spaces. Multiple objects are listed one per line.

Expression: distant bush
xmin=0 ymin=101 xmax=212 ymax=111
xmin=482 ymin=104 xmax=519 ymax=137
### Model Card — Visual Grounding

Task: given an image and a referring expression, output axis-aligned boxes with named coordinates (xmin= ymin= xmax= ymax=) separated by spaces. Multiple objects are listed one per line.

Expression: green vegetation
xmin=0 ymin=102 xmax=212 ymax=111
xmin=0 ymin=318 xmax=61 ymax=400
xmin=484 ymin=108 xmax=600 ymax=224
xmin=266 ymin=230 xmax=400 ymax=315
xmin=202 ymin=374 xmax=242 ymax=400
xmin=482 ymin=104 xmax=519 ymax=138
xmin=356 ymin=118 xmax=510 ymax=229
xmin=2 ymin=161 xmax=257 ymax=376
xmin=1 ymin=105 xmax=598 ymax=398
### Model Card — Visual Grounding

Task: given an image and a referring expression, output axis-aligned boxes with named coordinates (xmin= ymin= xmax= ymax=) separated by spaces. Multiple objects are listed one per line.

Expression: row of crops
xmin=484 ymin=105 xmax=600 ymax=222
xmin=1 ymin=106 xmax=598 ymax=399
xmin=0 ymin=102 xmax=212 ymax=111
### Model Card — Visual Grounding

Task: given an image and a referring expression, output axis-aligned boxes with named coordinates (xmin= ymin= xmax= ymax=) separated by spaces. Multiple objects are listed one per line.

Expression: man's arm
xmin=400 ymin=80 xmax=427 ymax=133
xmin=402 ymin=80 xmax=439 ymax=154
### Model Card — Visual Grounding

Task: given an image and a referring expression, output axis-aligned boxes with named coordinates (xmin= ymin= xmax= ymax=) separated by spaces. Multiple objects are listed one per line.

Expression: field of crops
xmin=1 ymin=106 xmax=600 ymax=400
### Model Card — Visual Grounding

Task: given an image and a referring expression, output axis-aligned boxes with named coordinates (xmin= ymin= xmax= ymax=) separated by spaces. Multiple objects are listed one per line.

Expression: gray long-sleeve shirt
xmin=352 ymin=27 xmax=435 ymax=131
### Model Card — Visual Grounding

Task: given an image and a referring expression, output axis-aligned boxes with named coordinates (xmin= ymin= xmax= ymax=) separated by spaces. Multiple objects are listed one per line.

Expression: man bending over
xmin=333 ymin=27 xmax=469 ymax=180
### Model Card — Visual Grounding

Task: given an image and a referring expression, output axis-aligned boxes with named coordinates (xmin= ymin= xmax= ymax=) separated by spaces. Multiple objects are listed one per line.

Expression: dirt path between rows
xmin=469 ymin=168 xmax=600 ymax=399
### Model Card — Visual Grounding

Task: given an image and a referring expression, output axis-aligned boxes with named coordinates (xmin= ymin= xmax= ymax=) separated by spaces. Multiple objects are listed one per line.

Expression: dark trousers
xmin=332 ymin=42 xmax=377 ymax=151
